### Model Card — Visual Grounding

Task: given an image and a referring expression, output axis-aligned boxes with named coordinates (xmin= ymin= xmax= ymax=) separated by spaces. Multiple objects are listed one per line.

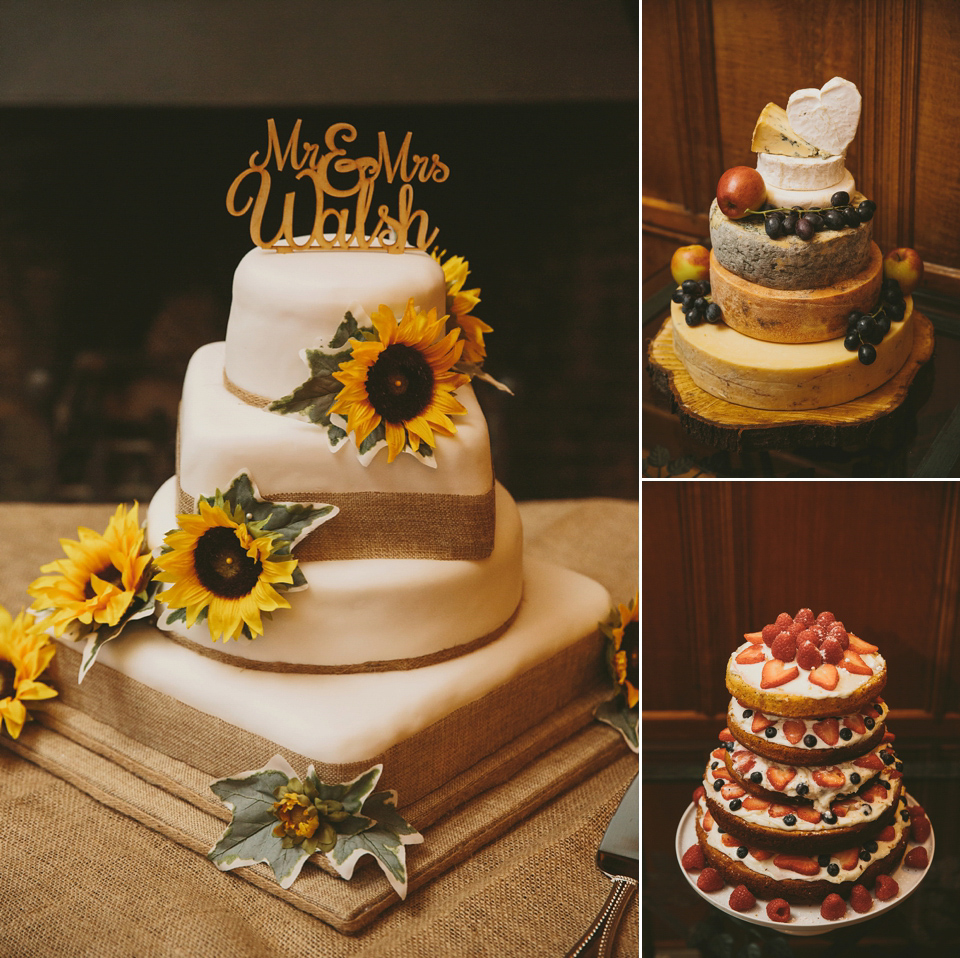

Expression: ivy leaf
xmin=329 ymin=311 xmax=362 ymax=348
xmin=309 ymin=763 xmax=382 ymax=814
xmin=326 ymin=790 xmax=423 ymax=899
xmin=595 ymin=696 xmax=638 ymax=753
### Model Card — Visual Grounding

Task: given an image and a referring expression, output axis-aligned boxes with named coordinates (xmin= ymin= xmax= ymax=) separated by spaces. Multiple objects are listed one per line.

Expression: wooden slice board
xmin=646 ymin=313 xmax=935 ymax=451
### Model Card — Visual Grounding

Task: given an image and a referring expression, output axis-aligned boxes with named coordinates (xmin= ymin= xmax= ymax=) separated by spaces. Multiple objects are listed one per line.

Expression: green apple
xmin=716 ymin=166 xmax=766 ymax=219
xmin=671 ymin=244 xmax=710 ymax=284
xmin=883 ymin=248 xmax=924 ymax=295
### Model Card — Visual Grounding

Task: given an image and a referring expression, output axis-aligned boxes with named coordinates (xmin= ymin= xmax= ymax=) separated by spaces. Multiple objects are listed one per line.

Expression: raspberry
xmin=798 ymin=627 xmax=821 ymax=648
xmin=696 ymin=867 xmax=725 ymax=892
xmin=850 ymin=883 xmax=873 ymax=914
xmin=766 ymin=898 xmax=791 ymax=923
xmin=761 ymin=623 xmax=779 ymax=646
xmin=796 ymin=642 xmax=822 ymax=670
xmin=729 ymin=884 xmax=756 ymax=912
xmin=828 ymin=622 xmax=849 ymax=649
xmin=816 ymin=611 xmax=836 ymax=628
xmin=821 ymin=636 xmax=844 ymax=665
xmin=874 ymin=874 xmax=899 ymax=901
xmin=794 ymin=607 xmax=815 ymax=628
xmin=681 ymin=844 xmax=705 ymax=871
xmin=771 ymin=631 xmax=797 ymax=662
xmin=904 ymin=847 xmax=928 ymax=869
xmin=774 ymin=612 xmax=794 ymax=631
xmin=912 ymin=816 xmax=931 ymax=843
xmin=820 ymin=893 xmax=846 ymax=920
xmin=787 ymin=620 xmax=805 ymax=637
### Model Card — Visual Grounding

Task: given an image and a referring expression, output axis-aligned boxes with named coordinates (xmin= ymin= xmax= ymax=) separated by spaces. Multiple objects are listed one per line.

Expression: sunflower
xmin=330 ymin=298 xmax=469 ymax=463
xmin=154 ymin=499 xmax=299 ymax=642
xmin=0 ymin=605 xmax=57 ymax=739
xmin=610 ymin=595 xmax=638 ymax=709
xmin=28 ymin=503 xmax=152 ymax=639
xmin=433 ymin=251 xmax=492 ymax=365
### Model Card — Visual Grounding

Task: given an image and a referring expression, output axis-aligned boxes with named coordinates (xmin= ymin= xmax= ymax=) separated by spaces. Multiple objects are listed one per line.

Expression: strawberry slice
xmin=712 ymin=747 xmax=728 ymax=759
xmin=809 ymin=663 xmax=839 ymax=691
xmin=834 ymin=847 xmax=861 ymax=871
xmin=772 ymin=854 xmax=820 ymax=876
xmin=692 ymin=785 xmax=705 ymax=804
xmin=751 ymin=713 xmax=775 ymax=734
xmin=853 ymin=753 xmax=884 ymax=770
xmin=782 ymin=719 xmax=806 ymax=745
xmin=732 ymin=751 xmax=756 ymax=775
xmin=742 ymin=796 xmax=771 ymax=812
xmin=882 ymin=730 xmax=896 ymax=743
xmin=878 ymin=825 xmax=897 ymax=842
xmin=832 ymin=799 xmax=858 ymax=819
xmin=749 ymin=847 xmax=772 ymax=861
xmin=766 ymin=768 xmax=796 ymax=792
xmin=761 ymin=658 xmax=799 ymax=689
xmin=794 ymin=806 xmax=822 ymax=824
xmin=812 ymin=718 xmax=840 ymax=746
xmin=841 ymin=649 xmax=874 ymax=675
xmin=718 ymin=728 xmax=735 ymax=742
xmin=767 ymin=803 xmax=793 ymax=818
xmin=721 ymin=783 xmax=746 ymax=800
xmin=813 ymin=767 xmax=845 ymax=788
xmin=736 ymin=645 xmax=766 ymax=664
xmin=743 ymin=631 xmax=764 ymax=644
xmin=848 ymin=633 xmax=879 ymax=654
xmin=721 ymin=832 xmax=741 ymax=847
xmin=860 ymin=782 xmax=888 ymax=803
xmin=843 ymin=714 xmax=866 ymax=735
xmin=702 ymin=810 xmax=714 ymax=831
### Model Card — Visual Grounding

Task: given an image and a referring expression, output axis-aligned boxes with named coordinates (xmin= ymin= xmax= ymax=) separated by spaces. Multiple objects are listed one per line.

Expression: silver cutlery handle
xmin=566 ymin=874 xmax=638 ymax=958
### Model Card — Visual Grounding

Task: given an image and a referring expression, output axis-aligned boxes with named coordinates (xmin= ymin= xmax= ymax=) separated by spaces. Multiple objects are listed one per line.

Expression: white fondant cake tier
xmin=178 ymin=341 xmax=494 ymax=501
xmin=79 ymin=556 xmax=610 ymax=765
xmin=147 ymin=475 xmax=524 ymax=667
xmin=224 ymin=243 xmax=447 ymax=401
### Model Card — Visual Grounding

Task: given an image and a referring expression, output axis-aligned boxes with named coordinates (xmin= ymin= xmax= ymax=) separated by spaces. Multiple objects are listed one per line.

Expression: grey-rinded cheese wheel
xmin=709 ymin=197 xmax=873 ymax=291
xmin=709 ymin=243 xmax=883 ymax=344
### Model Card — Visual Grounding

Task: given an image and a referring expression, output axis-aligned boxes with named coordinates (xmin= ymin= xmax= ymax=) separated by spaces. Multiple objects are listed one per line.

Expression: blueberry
xmin=823 ymin=812 xmax=838 ymax=825
xmin=765 ymin=726 xmax=777 ymax=738
xmin=901 ymin=810 xmax=910 ymax=821
xmin=864 ymin=717 xmax=875 ymax=730
xmin=725 ymin=741 xmax=734 ymax=751
xmin=742 ymin=709 xmax=753 ymax=718
xmin=751 ymin=772 xmax=763 ymax=784
xmin=717 ymin=827 xmax=725 ymax=834
xmin=817 ymin=854 xmax=830 ymax=867
xmin=804 ymin=735 xmax=817 ymax=748
xmin=878 ymin=779 xmax=890 ymax=790
xmin=839 ymin=728 xmax=853 ymax=741
xmin=783 ymin=814 xmax=797 ymax=826
xmin=827 ymin=863 xmax=840 ymax=877
xmin=711 ymin=761 xmax=719 ymax=770
xmin=896 ymin=761 xmax=904 ymax=772
xmin=737 ymin=846 xmax=748 ymax=859
xmin=730 ymin=799 xmax=742 ymax=811
xmin=881 ymin=750 xmax=894 ymax=764
xmin=862 ymin=804 xmax=873 ymax=816
xmin=859 ymin=849 xmax=872 ymax=861
xmin=865 ymin=840 xmax=878 ymax=853
xmin=850 ymin=773 xmax=861 ymax=784
xmin=713 ymin=779 xmax=724 ymax=791
xmin=796 ymin=783 xmax=809 ymax=796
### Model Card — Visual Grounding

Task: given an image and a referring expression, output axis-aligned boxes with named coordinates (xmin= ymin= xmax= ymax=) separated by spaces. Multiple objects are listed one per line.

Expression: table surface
xmin=0 ymin=498 xmax=639 ymax=958
xmin=642 ymin=265 xmax=960 ymax=478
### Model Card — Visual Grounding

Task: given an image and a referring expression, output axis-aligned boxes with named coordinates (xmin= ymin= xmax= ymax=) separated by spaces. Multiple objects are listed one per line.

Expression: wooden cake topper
xmin=226 ymin=120 xmax=449 ymax=253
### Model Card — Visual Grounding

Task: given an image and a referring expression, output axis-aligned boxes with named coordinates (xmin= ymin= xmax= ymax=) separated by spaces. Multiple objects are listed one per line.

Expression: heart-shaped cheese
xmin=787 ymin=77 xmax=861 ymax=156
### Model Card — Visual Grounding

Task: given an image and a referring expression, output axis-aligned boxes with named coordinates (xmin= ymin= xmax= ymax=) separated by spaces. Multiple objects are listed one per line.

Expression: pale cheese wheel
xmin=709 ymin=244 xmax=882 ymax=344
xmin=670 ymin=297 xmax=914 ymax=411
xmin=756 ymin=152 xmax=847 ymax=191
xmin=763 ymin=169 xmax=856 ymax=210
xmin=709 ymin=198 xmax=873 ymax=291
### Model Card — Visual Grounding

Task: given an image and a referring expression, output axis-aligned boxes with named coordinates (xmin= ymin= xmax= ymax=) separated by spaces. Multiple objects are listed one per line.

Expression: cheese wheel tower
xmin=672 ymin=78 xmax=918 ymax=411
xmin=683 ymin=607 xmax=933 ymax=909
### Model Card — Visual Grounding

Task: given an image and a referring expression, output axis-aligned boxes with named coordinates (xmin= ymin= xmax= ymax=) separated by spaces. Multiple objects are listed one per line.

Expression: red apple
xmin=884 ymin=248 xmax=924 ymax=295
xmin=716 ymin=166 xmax=766 ymax=220
xmin=671 ymin=244 xmax=710 ymax=284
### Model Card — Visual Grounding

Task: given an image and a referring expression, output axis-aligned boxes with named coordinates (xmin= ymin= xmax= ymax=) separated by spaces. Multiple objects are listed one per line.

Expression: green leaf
xmin=595 ymin=697 xmax=638 ymax=753
xmin=329 ymin=311 xmax=362 ymax=348
xmin=309 ymin=764 xmax=381 ymax=815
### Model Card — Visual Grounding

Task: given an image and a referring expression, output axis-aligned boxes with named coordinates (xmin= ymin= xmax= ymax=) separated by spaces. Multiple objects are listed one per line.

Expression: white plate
xmin=675 ymin=792 xmax=934 ymax=937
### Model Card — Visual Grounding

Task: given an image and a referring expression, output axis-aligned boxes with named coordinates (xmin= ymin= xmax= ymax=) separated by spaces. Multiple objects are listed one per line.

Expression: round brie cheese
xmin=762 ymin=169 xmax=856 ymax=210
xmin=756 ymin=152 xmax=847 ymax=191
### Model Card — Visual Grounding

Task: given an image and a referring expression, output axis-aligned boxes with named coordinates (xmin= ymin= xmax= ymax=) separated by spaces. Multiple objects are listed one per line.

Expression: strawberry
xmin=696 ymin=867 xmax=725 ymax=891
xmin=795 ymin=607 xmax=815 ymax=627
xmin=882 ymin=730 xmax=896 ymax=743
xmin=729 ymin=884 xmax=756 ymax=912
xmin=773 ymin=854 xmax=820 ymax=876
xmin=742 ymin=796 xmax=770 ymax=812
xmin=878 ymin=825 xmax=897 ymax=842
xmin=766 ymin=768 xmax=796 ymax=792
xmin=751 ymin=712 xmax=775 ymax=734
xmin=782 ymin=719 xmax=806 ymax=744
xmin=848 ymin=633 xmax=879 ymax=654
xmin=718 ymin=727 xmax=735 ymax=742
xmin=721 ymin=832 xmax=741 ymax=847
xmin=733 ymin=753 xmax=755 ymax=775
xmin=749 ymin=847 xmax=772 ymax=861
xmin=795 ymin=806 xmax=822 ymax=824
xmin=721 ymin=783 xmax=746 ymax=801
xmin=812 ymin=718 xmax=840 ymax=746
xmin=766 ymin=898 xmax=791 ymax=923
xmin=820 ymin=893 xmax=846 ymax=920
xmin=692 ymin=785 xmax=705 ymax=804
xmin=681 ymin=844 xmax=705 ymax=871
xmin=761 ymin=623 xmax=780 ymax=646
xmin=841 ymin=649 xmax=874 ymax=675
xmin=860 ymin=783 xmax=888 ymax=803
xmin=743 ymin=630 xmax=764 ymax=644
xmin=834 ymin=847 xmax=861 ymax=871
xmin=850 ymin=883 xmax=873 ymax=914
xmin=796 ymin=642 xmax=822 ymax=670
xmin=908 ymin=805 xmax=927 ymax=821
xmin=712 ymin=747 xmax=728 ymax=759
xmin=771 ymin=631 xmax=797 ymax=662
xmin=809 ymin=663 xmax=840 ymax=691
xmin=853 ymin=753 xmax=884 ymax=770
xmin=702 ymin=811 xmax=715 ymax=831
xmin=904 ymin=847 xmax=928 ymax=869
xmin=844 ymin=713 xmax=866 ymax=735
xmin=736 ymin=645 xmax=766 ymax=665
xmin=761 ymin=659 xmax=799 ymax=689
xmin=813 ymin=767 xmax=845 ymax=788
xmin=874 ymin=874 xmax=899 ymax=901
xmin=912 ymin=816 xmax=931 ymax=843
xmin=820 ymin=636 xmax=844 ymax=665
xmin=767 ymin=804 xmax=793 ymax=819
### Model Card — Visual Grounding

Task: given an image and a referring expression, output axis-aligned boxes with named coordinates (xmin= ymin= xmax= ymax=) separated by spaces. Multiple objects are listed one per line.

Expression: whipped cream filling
xmin=698 ymin=796 xmax=908 ymax=884
xmin=703 ymin=759 xmax=900 ymax=829
xmin=728 ymin=697 xmax=888 ymax=751
xmin=727 ymin=743 xmax=897 ymax=813
xmin=728 ymin=641 xmax=884 ymax=698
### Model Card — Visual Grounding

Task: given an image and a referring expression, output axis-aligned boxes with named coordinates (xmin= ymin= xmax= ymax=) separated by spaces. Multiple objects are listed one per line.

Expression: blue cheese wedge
xmin=751 ymin=103 xmax=828 ymax=158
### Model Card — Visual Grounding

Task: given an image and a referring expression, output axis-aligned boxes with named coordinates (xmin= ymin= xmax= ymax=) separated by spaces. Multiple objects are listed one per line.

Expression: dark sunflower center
xmin=623 ymin=620 xmax=638 ymax=686
xmin=366 ymin=343 xmax=435 ymax=423
xmin=0 ymin=658 xmax=15 ymax=700
xmin=193 ymin=526 xmax=263 ymax=599
xmin=84 ymin=563 xmax=123 ymax=600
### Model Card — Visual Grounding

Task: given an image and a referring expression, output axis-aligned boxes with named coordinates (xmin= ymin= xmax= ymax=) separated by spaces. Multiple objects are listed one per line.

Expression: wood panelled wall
xmin=642 ymin=0 xmax=960 ymax=296
xmin=642 ymin=482 xmax=960 ymax=754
